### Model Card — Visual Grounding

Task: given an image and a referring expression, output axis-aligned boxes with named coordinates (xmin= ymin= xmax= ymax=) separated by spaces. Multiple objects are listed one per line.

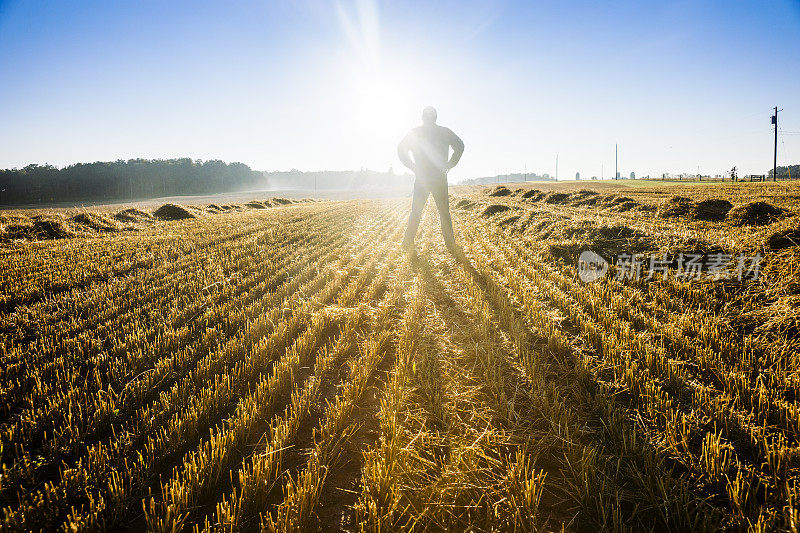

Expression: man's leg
xmin=431 ymin=180 xmax=457 ymax=250
xmin=403 ymin=180 xmax=428 ymax=248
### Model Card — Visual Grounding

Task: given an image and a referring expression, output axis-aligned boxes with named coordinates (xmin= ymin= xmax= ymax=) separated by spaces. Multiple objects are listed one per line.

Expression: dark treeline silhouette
xmin=768 ymin=165 xmax=800 ymax=179
xmin=0 ymin=160 xmax=416 ymax=206
xmin=0 ymin=158 xmax=265 ymax=206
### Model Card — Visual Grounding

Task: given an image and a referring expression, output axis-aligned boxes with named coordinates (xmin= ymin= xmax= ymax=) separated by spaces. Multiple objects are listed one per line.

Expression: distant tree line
xmin=768 ymin=165 xmax=800 ymax=179
xmin=0 ymin=158 xmax=266 ymax=206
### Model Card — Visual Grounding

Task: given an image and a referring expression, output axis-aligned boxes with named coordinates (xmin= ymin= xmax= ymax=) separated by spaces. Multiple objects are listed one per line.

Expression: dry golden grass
xmin=1 ymin=181 xmax=799 ymax=531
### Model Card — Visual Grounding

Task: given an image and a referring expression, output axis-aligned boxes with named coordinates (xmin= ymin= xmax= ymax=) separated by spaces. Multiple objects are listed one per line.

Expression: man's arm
xmin=446 ymin=129 xmax=464 ymax=170
xmin=397 ymin=134 xmax=415 ymax=171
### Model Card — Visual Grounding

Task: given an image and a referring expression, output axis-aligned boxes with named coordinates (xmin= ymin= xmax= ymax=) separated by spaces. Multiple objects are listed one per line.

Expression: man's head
xmin=422 ymin=106 xmax=437 ymax=125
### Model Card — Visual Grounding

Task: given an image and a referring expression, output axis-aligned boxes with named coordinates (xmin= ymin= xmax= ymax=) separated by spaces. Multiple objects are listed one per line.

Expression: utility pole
xmin=615 ymin=144 xmax=618 ymax=180
xmin=772 ymin=106 xmax=781 ymax=181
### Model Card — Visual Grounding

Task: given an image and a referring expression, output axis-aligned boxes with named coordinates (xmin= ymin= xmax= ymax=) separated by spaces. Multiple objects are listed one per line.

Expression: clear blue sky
xmin=1 ymin=0 xmax=798 ymax=179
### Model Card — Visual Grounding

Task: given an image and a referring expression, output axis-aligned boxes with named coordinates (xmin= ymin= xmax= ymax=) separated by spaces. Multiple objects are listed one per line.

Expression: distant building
xmin=630 ymin=171 xmax=635 ymax=179
xmin=615 ymin=171 xmax=620 ymax=179
xmin=575 ymin=172 xmax=581 ymax=180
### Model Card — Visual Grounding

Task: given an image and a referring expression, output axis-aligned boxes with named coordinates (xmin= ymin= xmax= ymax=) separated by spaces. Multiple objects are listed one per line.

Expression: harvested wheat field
xmin=2 ymin=182 xmax=800 ymax=532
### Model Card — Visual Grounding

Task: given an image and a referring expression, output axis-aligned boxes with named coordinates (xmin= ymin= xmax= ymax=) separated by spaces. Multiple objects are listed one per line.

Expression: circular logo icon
xmin=578 ymin=250 xmax=609 ymax=282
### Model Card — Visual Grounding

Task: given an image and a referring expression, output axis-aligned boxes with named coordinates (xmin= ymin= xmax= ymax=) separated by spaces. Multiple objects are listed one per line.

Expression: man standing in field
xmin=398 ymin=106 xmax=465 ymax=256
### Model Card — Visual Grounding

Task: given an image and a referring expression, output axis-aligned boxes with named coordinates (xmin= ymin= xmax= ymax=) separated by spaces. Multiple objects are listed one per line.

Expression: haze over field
xmin=0 ymin=0 xmax=799 ymax=181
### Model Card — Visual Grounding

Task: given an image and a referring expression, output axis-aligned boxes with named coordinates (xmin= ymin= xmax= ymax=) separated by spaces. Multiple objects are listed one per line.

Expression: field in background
xmin=1 ymin=181 xmax=800 ymax=531
xmin=456 ymin=179 xmax=800 ymax=207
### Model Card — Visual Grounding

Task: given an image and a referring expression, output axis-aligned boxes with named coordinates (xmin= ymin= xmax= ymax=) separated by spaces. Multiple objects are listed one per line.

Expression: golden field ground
xmin=2 ymin=181 xmax=800 ymax=532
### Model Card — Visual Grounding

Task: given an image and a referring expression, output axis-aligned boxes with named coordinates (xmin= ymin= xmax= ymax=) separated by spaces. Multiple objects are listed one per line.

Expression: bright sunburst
xmin=335 ymin=0 xmax=420 ymax=164
xmin=350 ymin=67 xmax=414 ymax=132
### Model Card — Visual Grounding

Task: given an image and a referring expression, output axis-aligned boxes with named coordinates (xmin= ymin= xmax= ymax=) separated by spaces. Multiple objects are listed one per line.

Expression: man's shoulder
xmin=404 ymin=126 xmax=424 ymax=139
xmin=437 ymin=125 xmax=458 ymax=137
xmin=419 ymin=124 xmax=455 ymax=137
xmin=438 ymin=125 xmax=462 ymax=144
xmin=407 ymin=124 xmax=458 ymax=140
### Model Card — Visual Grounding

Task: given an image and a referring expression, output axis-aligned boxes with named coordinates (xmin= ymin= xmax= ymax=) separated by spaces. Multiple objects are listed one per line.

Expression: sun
xmin=350 ymin=67 xmax=415 ymax=136
xmin=333 ymin=0 xmax=424 ymax=168
xmin=336 ymin=63 xmax=421 ymax=172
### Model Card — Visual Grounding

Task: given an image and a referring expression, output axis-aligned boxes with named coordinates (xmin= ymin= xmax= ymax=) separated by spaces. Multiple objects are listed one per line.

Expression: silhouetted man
xmin=398 ymin=106 xmax=464 ymax=255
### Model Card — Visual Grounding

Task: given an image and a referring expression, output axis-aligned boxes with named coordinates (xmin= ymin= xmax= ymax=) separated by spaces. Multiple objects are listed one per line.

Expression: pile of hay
xmin=481 ymin=204 xmax=512 ymax=217
xmin=558 ymin=220 xmax=603 ymax=239
xmin=454 ymin=199 xmax=476 ymax=210
xmin=546 ymin=221 xmax=654 ymax=263
xmin=71 ymin=213 xmax=118 ymax=232
xmin=569 ymin=190 xmax=600 ymax=206
xmin=694 ymin=199 xmax=733 ymax=221
xmin=38 ymin=218 xmax=73 ymax=238
xmin=3 ymin=219 xmax=72 ymax=240
xmin=1 ymin=223 xmax=24 ymax=240
xmin=245 ymin=201 xmax=268 ymax=209
xmin=614 ymin=201 xmax=640 ymax=212
xmin=767 ymin=227 xmax=800 ymax=250
xmin=498 ymin=215 xmax=521 ymax=227
xmin=603 ymin=196 xmax=640 ymax=212
xmin=521 ymin=189 xmax=541 ymax=199
xmin=543 ymin=192 xmax=571 ymax=204
xmin=658 ymin=196 xmax=696 ymax=218
xmin=726 ymin=201 xmax=786 ymax=226
xmin=272 ymin=198 xmax=293 ymax=205
xmin=488 ymin=185 xmax=513 ymax=197
xmin=114 ymin=208 xmax=152 ymax=223
xmin=153 ymin=204 xmax=196 ymax=220
xmin=590 ymin=224 xmax=644 ymax=242
xmin=605 ymin=195 xmax=635 ymax=206
xmin=556 ymin=221 xmax=642 ymax=242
